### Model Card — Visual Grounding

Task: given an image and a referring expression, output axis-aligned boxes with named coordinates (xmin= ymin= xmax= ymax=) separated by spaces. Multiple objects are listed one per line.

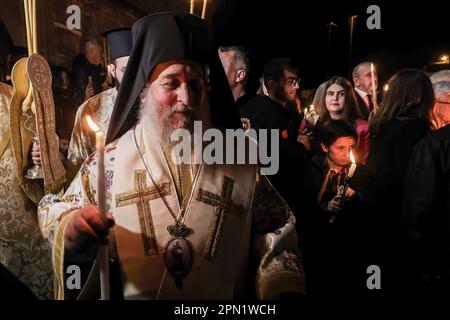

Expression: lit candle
xmin=190 ymin=0 xmax=194 ymax=14
xmin=348 ymin=150 xmax=357 ymax=179
xmin=201 ymin=0 xmax=208 ymax=19
xmin=86 ymin=115 xmax=110 ymax=300
xmin=370 ymin=63 xmax=377 ymax=107
xmin=304 ymin=105 xmax=309 ymax=114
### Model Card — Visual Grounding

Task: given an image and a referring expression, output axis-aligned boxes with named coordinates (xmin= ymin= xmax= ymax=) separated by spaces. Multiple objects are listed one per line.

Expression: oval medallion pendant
xmin=163 ymin=237 xmax=194 ymax=284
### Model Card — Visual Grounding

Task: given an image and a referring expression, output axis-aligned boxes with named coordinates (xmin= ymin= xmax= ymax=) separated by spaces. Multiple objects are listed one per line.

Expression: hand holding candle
xmin=86 ymin=115 xmax=110 ymax=300
xmin=329 ymin=150 xmax=357 ymax=223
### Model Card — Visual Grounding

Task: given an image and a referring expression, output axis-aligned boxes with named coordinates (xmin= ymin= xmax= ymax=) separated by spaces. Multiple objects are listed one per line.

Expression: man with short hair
xmin=38 ymin=13 xmax=305 ymax=300
xmin=218 ymin=46 xmax=251 ymax=106
xmin=72 ymin=38 xmax=106 ymax=104
xmin=402 ymin=71 xmax=450 ymax=294
xmin=239 ymin=58 xmax=306 ymax=217
xmin=67 ymin=28 xmax=132 ymax=179
xmin=429 ymin=70 xmax=450 ymax=129
xmin=239 ymin=58 xmax=301 ymax=135
xmin=352 ymin=62 xmax=378 ymax=120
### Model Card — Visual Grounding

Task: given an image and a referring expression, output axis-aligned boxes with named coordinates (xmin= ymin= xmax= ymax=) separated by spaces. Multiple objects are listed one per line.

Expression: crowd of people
xmin=0 ymin=11 xmax=449 ymax=300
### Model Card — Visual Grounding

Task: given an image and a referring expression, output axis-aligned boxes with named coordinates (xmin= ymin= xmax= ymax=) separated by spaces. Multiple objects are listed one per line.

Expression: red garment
xmin=354 ymin=118 xmax=370 ymax=164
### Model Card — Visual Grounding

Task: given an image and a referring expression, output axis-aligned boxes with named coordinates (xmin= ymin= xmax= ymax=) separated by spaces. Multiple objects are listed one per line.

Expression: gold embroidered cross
xmin=115 ymin=170 xmax=170 ymax=256
xmin=196 ymin=176 xmax=246 ymax=261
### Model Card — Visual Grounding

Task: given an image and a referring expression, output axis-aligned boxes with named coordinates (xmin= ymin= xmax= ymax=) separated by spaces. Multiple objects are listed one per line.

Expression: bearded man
xmin=38 ymin=12 xmax=305 ymax=300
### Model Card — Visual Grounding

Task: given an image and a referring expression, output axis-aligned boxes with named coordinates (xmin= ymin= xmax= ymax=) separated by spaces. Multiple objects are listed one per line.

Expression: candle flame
xmin=384 ymin=83 xmax=389 ymax=92
xmin=350 ymin=150 xmax=356 ymax=164
xmin=86 ymin=115 xmax=100 ymax=132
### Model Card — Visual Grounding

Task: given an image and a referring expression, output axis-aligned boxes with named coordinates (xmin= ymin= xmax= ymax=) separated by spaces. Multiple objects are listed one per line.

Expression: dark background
xmin=210 ymin=0 xmax=450 ymax=90
xmin=2 ymin=0 xmax=448 ymax=91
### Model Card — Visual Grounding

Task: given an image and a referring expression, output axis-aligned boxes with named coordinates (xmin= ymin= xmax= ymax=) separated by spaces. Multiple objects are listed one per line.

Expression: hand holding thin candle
xmin=329 ymin=150 xmax=357 ymax=223
xmin=86 ymin=115 xmax=110 ymax=300
xmin=86 ymin=116 xmax=106 ymax=219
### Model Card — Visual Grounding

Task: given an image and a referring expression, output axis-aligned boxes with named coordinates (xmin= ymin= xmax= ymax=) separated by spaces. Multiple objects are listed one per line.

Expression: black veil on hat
xmin=103 ymin=28 xmax=132 ymax=62
xmin=106 ymin=12 xmax=235 ymax=144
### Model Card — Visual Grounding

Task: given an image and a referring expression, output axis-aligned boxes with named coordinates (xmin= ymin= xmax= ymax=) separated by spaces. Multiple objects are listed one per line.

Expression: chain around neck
xmin=133 ymin=127 xmax=183 ymax=223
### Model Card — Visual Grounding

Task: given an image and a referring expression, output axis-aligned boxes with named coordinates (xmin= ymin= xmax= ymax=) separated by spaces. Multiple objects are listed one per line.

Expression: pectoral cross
xmin=196 ymin=176 xmax=246 ymax=261
xmin=115 ymin=170 xmax=170 ymax=256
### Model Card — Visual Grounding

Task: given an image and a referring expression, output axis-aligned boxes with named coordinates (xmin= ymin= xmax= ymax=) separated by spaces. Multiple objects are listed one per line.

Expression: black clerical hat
xmin=103 ymin=28 xmax=132 ymax=62
xmin=106 ymin=12 xmax=235 ymax=144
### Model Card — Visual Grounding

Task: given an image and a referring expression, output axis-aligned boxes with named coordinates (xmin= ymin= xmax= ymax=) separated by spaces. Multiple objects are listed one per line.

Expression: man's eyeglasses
xmin=282 ymin=78 xmax=300 ymax=86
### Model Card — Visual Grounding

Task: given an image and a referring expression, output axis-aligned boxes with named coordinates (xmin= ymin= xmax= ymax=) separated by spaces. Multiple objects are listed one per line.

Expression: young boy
xmin=299 ymin=120 xmax=366 ymax=296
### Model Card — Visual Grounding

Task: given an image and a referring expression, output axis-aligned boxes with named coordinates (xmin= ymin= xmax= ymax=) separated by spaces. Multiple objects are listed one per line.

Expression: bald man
xmin=352 ymin=62 xmax=378 ymax=120
xmin=72 ymin=39 xmax=106 ymax=105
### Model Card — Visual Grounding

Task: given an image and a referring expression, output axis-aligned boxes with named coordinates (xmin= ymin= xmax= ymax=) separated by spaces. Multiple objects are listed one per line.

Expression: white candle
xmin=370 ymin=63 xmax=377 ymax=106
xmin=86 ymin=116 xmax=110 ymax=300
xmin=348 ymin=150 xmax=357 ymax=179
xmin=96 ymin=131 xmax=106 ymax=218
xmin=190 ymin=0 xmax=194 ymax=14
xmin=201 ymin=0 xmax=208 ymax=19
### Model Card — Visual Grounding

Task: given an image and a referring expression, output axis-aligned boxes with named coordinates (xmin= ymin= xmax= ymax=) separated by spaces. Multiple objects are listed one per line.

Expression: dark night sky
xmin=211 ymin=0 xmax=450 ymax=90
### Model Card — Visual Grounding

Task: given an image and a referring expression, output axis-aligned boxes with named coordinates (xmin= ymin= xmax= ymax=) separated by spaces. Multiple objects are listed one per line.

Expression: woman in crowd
xmin=360 ymin=68 xmax=435 ymax=293
xmin=314 ymin=76 xmax=370 ymax=163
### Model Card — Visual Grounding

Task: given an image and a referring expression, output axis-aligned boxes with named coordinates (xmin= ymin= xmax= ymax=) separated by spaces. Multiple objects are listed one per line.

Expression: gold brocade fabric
xmin=0 ymin=82 xmax=53 ymax=299
xmin=9 ymin=79 xmax=43 ymax=205
xmin=39 ymin=123 xmax=305 ymax=299
xmin=28 ymin=55 xmax=66 ymax=194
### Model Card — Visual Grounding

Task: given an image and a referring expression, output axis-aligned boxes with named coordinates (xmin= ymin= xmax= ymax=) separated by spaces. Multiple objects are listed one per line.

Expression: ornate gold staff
xmin=22 ymin=0 xmax=42 ymax=179
xmin=10 ymin=0 xmax=65 ymax=195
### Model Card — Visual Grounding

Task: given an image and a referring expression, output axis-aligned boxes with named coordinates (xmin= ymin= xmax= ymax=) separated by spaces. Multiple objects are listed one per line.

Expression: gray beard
xmin=138 ymin=96 xmax=195 ymax=145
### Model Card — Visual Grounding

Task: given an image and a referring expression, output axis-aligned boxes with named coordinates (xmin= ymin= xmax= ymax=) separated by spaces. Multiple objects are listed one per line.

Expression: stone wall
xmin=0 ymin=0 xmax=216 ymax=78
xmin=0 ymin=0 xmax=145 ymax=72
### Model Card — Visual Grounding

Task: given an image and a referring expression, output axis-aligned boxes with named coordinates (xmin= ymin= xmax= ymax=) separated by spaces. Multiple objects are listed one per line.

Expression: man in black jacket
xmin=403 ymin=114 xmax=450 ymax=295
xmin=239 ymin=58 xmax=307 ymax=216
